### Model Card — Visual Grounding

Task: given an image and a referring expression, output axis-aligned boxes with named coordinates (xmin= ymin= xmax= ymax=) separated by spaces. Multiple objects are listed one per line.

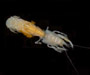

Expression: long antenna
xmin=74 ymin=44 xmax=90 ymax=49
xmin=65 ymin=51 xmax=79 ymax=75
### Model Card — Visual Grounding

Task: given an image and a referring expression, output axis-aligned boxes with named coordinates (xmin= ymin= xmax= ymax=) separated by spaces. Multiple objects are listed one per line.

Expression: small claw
xmin=63 ymin=39 xmax=73 ymax=49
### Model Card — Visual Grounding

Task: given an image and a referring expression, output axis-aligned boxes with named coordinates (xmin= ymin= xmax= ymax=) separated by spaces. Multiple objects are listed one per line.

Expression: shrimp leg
xmin=47 ymin=44 xmax=60 ymax=52
xmin=47 ymin=44 xmax=66 ymax=53
xmin=35 ymin=38 xmax=42 ymax=44
xmin=53 ymin=30 xmax=68 ymax=37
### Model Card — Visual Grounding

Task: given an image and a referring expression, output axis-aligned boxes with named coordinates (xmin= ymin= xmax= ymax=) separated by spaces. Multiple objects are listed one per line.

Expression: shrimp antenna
xmin=65 ymin=51 xmax=79 ymax=75
xmin=74 ymin=44 xmax=90 ymax=49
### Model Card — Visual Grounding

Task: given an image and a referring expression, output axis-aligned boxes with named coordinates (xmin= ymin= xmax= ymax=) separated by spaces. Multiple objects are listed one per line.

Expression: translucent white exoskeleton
xmin=35 ymin=27 xmax=73 ymax=53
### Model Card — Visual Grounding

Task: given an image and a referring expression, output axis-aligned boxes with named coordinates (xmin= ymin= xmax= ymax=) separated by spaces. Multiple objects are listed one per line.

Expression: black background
xmin=0 ymin=0 xmax=90 ymax=75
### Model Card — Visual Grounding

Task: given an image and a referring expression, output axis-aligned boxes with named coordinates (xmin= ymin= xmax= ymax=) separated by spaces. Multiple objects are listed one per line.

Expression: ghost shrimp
xmin=6 ymin=16 xmax=73 ymax=53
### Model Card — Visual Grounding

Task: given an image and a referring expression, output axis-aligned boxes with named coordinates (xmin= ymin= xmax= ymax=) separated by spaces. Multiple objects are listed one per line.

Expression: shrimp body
xmin=6 ymin=16 xmax=73 ymax=53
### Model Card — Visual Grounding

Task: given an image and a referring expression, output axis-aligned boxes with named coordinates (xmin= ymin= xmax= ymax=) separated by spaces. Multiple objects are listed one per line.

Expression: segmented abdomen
xmin=6 ymin=16 xmax=45 ymax=38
